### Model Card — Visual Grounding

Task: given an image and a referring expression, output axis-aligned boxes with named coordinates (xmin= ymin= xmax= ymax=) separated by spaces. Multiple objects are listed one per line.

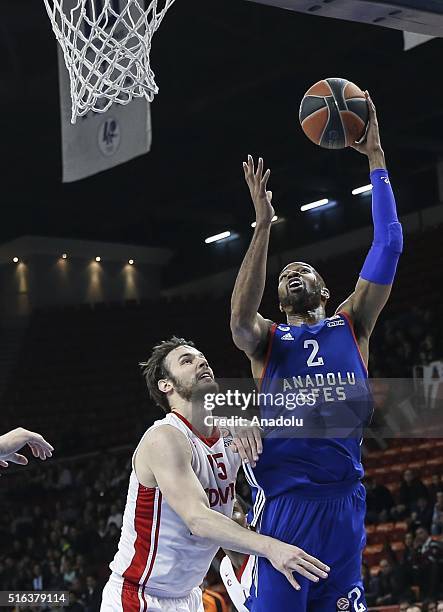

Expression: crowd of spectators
xmin=2 ymin=448 xmax=443 ymax=610
xmin=370 ymin=306 xmax=442 ymax=378
xmin=0 ymin=453 xmax=130 ymax=611
xmin=364 ymin=470 xmax=443 ymax=607
xmin=366 ymin=471 xmax=443 ymax=529
xmin=0 ymin=451 xmax=253 ymax=612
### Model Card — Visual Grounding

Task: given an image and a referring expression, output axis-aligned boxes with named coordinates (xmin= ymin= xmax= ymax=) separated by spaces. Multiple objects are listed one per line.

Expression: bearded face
xmin=162 ymin=345 xmax=219 ymax=405
xmin=278 ymin=262 xmax=328 ymax=314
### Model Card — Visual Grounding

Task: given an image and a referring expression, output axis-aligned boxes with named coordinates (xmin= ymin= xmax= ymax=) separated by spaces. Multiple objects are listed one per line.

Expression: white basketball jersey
xmin=109 ymin=411 xmax=241 ymax=599
xmin=220 ymin=555 xmax=254 ymax=612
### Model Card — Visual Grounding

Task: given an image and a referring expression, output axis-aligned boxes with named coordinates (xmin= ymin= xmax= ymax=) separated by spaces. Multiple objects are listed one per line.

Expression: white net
xmin=43 ymin=0 xmax=176 ymax=123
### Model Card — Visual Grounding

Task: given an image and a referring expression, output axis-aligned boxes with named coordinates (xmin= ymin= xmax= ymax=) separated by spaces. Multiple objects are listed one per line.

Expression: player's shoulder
xmin=134 ymin=423 xmax=194 ymax=488
xmin=249 ymin=317 xmax=276 ymax=362
xmin=261 ymin=317 xmax=276 ymax=336
xmin=146 ymin=411 xmax=191 ymax=439
xmin=141 ymin=422 xmax=192 ymax=460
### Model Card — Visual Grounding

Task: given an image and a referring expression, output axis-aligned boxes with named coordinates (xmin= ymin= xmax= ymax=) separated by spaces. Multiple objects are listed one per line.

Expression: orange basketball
xmin=299 ymin=78 xmax=369 ymax=149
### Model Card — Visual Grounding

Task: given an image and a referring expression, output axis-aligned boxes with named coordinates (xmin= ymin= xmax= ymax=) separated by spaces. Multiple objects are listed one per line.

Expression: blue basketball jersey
xmin=248 ymin=311 xmax=372 ymax=505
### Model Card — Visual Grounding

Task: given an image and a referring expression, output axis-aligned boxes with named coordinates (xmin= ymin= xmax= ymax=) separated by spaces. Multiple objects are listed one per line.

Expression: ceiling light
xmin=205 ymin=231 xmax=231 ymax=244
xmin=95 ymin=256 xmax=101 ymax=262
xmin=128 ymin=259 xmax=134 ymax=265
xmin=12 ymin=257 xmax=19 ymax=263
xmin=352 ymin=184 xmax=372 ymax=196
xmin=300 ymin=198 xmax=329 ymax=212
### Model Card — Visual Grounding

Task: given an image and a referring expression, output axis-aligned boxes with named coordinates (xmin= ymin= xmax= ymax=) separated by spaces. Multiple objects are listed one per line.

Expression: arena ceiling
xmin=2 ymin=0 xmax=443 ymax=282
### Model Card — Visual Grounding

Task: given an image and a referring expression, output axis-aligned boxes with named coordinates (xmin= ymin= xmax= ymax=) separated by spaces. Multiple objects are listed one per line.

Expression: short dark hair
xmin=139 ymin=337 xmax=195 ymax=413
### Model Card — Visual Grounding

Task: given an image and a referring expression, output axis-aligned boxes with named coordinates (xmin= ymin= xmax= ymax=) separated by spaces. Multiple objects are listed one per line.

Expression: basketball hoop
xmin=43 ymin=0 xmax=176 ymax=123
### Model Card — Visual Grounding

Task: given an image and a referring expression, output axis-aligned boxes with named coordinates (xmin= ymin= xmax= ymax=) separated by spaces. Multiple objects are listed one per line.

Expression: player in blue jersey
xmin=230 ymin=92 xmax=403 ymax=611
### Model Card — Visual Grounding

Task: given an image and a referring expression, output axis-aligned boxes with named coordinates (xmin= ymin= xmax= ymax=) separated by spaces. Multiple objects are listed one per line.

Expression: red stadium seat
xmin=377 ymin=455 xmax=397 ymax=467
xmin=390 ymin=541 xmax=405 ymax=554
xmin=391 ymin=439 xmax=405 ymax=448
xmin=368 ymin=531 xmax=388 ymax=545
xmin=364 ymin=543 xmax=384 ymax=553
xmin=394 ymin=451 xmax=415 ymax=464
xmin=398 ymin=445 xmax=415 ymax=453
xmin=409 ymin=449 xmax=430 ymax=461
xmin=367 ymin=450 xmax=385 ymax=460
xmin=374 ymin=467 xmax=390 ymax=480
xmin=375 ymin=522 xmax=394 ymax=535
xmin=417 ymin=442 xmax=433 ymax=451
xmin=376 ymin=449 xmax=403 ymax=467
xmin=391 ymin=463 xmax=408 ymax=473
xmin=393 ymin=521 xmax=408 ymax=534
xmin=384 ymin=471 xmax=401 ymax=484
xmin=385 ymin=464 xmax=407 ymax=482
xmin=426 ymin=457 xmax=443 ymax=468
xmin=422 ymin=463 xmax=439 ymax=477
xmin=429 ymin=445 xmax=443 ymax=458
xmin=364 ymin=543 xmax=384 ymax=567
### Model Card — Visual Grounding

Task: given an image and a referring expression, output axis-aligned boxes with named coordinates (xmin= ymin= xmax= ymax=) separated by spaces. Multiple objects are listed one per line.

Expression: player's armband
xmin=360 ymin=169 xmax=403 ymax=285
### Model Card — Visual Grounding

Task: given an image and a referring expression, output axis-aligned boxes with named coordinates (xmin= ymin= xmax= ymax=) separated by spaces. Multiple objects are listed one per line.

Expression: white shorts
xmin=101 ymin=578 xmax=204 ymax=612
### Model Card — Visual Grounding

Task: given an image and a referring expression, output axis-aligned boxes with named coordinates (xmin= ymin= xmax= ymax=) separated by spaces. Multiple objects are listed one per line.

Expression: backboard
xmin=247 ymin=0 xmax=443 ymax=37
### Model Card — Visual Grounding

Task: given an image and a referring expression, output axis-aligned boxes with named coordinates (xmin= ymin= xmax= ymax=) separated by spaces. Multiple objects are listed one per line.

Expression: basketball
xmin=299 ymin=78 xmax=369 ymax=150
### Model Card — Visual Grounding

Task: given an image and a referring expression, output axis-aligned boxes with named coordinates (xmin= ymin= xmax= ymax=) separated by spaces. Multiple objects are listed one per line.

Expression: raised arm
xmin=230 ymin=156 xmax=274 ymax=360
xmin=336 ymin=93 xmax=403 ymax=352
xmin=135 ymin=425 xmax=329 ymax=590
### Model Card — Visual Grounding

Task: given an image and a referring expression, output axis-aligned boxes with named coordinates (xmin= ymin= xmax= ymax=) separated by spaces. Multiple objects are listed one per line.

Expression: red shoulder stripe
xmin=337 ymin=311 xmax=368 ymax=374
xmin=258 ymin=323 xmax=277 ymax=391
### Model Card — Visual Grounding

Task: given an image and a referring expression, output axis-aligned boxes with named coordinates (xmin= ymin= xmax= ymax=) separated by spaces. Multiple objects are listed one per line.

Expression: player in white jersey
xmin=220 ymin=498 xmax=253 ymax=612
xmin=101 ymin=337 xmax=330 ymax=612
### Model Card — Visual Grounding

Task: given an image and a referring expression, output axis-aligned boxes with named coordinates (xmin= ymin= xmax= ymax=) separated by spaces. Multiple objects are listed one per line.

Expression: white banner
xmin=403 ymin=31 xmax=435 ymax=51
xmin=56 ymin=0 xmax=152 ymax=183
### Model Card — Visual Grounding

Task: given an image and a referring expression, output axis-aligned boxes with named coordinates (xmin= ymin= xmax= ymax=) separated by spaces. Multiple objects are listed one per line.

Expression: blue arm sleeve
xmin=360 ymin=169 xmax=403 ymax=285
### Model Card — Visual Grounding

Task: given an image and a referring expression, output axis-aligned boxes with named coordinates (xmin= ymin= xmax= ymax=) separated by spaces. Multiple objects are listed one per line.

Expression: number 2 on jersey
xmin=303 ymin=339 xmax=324 ymax=367
xmin=348 ymin=587 xmax=366 ymax=612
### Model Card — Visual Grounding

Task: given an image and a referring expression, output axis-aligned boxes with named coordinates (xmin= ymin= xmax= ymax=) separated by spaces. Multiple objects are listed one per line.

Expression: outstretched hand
xmin=0 ymin=427 xmax=54 ymax=471
xmin=230 ymin=420 xmax=263 ymax=468
xmin=268 ymin=540 xmax=330 ymax=591
xmin=352 ymin=91 xmax=382 ymax=156
xmin=243 ymin=155 xmax=275 ymax=227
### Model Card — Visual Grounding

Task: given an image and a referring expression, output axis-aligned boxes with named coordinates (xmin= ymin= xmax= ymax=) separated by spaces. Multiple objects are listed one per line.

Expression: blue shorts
xmin=246 ymin=482 xmax=367 ymax=612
